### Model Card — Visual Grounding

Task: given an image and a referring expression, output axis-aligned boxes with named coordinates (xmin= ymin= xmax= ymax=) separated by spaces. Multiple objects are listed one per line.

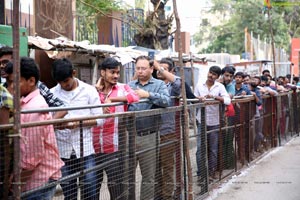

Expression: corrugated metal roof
xmin=28 ymin=36 xmax=116 ymax=55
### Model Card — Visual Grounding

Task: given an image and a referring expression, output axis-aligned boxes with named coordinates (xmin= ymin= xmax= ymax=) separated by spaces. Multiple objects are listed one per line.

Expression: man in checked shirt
xmin=0 ymin=45 xmax=64 ymax=107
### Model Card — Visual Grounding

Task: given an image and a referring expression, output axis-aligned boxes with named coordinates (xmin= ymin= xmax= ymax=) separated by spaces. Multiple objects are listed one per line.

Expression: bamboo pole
xmin=172 ymin=0 xmax=193 ymax=199
xmin=12 ymin=0 xmax=21 ymax=199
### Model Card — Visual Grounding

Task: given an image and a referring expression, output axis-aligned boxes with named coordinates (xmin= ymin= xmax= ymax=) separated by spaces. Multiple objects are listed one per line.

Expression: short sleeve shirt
xmin=0 ymin=84 xmax=13 ymax=110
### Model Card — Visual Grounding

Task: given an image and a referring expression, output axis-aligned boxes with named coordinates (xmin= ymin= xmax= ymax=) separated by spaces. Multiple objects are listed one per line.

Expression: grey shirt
xmin=160 ymin=76 xmax=181 ymax=135
xmin=128 ymin=77 xmax=171 ymax=132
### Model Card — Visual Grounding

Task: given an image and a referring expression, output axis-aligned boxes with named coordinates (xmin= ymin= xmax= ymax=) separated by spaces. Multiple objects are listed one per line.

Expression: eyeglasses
xmin=135 ymin=67 xmax=150 ymax=71
xmin=0 ymin=59 xmax=9 ymax=67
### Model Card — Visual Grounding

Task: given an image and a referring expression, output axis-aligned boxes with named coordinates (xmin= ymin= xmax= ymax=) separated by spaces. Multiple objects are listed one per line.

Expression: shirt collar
xmin=134 ymin=76 xmax=155 ymax=86
xmin=21 ymin=88 xmax=40 ymax=104
xmin=57 ymin=78 xmax=83 ymax=91
xmin=203 ymin=80 xmax=219 ymax=89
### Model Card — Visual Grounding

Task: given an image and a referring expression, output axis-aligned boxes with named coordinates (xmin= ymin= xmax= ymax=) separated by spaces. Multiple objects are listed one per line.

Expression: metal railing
xmin=0 ymin=91 xmax=299 ymax=199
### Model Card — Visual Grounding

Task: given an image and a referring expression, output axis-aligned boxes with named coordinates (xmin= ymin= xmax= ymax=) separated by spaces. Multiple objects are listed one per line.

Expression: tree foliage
xmin=77 ymin=0 xmax=122 ymax=15
xmin=76 ymin=0 xmax=173 ymax=49
xmin=195 ymin=0 xmax=294 ymax=55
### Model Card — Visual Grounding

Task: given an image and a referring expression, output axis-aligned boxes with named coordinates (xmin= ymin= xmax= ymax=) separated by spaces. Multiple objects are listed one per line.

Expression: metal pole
xmin=92 ymin=55 xmax=100 ymax=85
xmin=79 ymin=121 xmax=84 ymax=199
xmin=128 ymin=114 xmax=136 ymax=200
xmin=12 ymin=0 xmax=21 ymax=199
xmin=172 ymin=0 xmax=193 ymax=199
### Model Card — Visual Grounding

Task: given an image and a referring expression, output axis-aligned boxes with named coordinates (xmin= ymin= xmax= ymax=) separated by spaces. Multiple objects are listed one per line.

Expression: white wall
xmin=5 ymin=0 xmax=33 ymax=14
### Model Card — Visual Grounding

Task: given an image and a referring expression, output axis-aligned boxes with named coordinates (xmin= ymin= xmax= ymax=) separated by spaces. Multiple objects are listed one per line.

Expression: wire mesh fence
xmin=0 ymin=92 xmax=299 ymax=200
xmin=187 ymin=91 xmax=299 ymax=200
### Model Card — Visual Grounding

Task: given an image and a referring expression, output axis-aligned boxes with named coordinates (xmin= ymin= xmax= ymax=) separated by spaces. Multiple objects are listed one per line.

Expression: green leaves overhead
xmin=195 ymin=0 xmax=296 ymax=55
xmin=77 ymin=0 xmax=122 ymax=15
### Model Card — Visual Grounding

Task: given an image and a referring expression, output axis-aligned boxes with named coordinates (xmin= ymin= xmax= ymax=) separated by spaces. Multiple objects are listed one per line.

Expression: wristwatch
xmin=159 ymin=67 xmax=165 ymax=73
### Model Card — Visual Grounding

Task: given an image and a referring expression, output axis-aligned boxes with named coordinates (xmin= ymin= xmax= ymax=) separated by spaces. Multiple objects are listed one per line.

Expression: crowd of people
xmin=195 ymin=65 xmax=300 ymax=186
xmin=0 ymin=43 xmax=299 ymax=200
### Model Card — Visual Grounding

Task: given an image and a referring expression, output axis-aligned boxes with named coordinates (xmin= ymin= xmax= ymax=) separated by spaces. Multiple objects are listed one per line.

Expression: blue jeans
xmin=207 ymin=125 xmax=219 ymax=175
xmin=24 ymin=180 xmax=57 ymax=200
xmin=95 ymin=152 xmax=124 ymax=200
xmin=196 ymin=123 xmax=219 ymax=176
xmin=61 ymin=154 xmax=98 ymax=200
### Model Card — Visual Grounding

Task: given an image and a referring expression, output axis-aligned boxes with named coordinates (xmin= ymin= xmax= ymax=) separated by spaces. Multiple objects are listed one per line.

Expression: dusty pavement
xmin=206 ymin=136 xmax=300 ymax=200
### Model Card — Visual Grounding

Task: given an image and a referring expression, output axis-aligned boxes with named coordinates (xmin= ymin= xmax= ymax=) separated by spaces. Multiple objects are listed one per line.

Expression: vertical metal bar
xmin=174 ymin=98 xmax=182 ymax=198
xmin=234 ymin=102 xmax=238 ymax=172
xmin=79 ymin=121 xmax=84 ymax=199
xmin=128 ymin=114 xmax=136 ymax=200
xmin=272 ymin=96 xmax=277 ymax=147
xmin=202 ymin=106 xmax=208 ymax=194
xmin=118 ymin=115 xmax=127 ymax=199
xmin=172 ymin=0 xmax=193 ymax=198
xmin=293 ymin=91 xmax=299 ymax=136
xmin=181 ymin=110 xmax=187 ymax=200
xmin=218 ymin=103 xmax=223 ymax=179
xmin=190 ymin=52 xmax=195 ymax=92
xmin=12 ymin=0 xmax=21 ymax=199
xmin=247 ymin=101 xmax=251 ymax=162
xmin=92 ymin=55 xmax=99 ymax=85
xmin=277 ymin=95 xmax=282 ymax=145
xmin=155 ymin=119 xmax=160 ymax=199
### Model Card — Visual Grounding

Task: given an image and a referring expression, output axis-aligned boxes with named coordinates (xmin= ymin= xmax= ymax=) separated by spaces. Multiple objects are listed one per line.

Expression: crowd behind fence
xmin=0 ymin=91 xmax=299 ymax=200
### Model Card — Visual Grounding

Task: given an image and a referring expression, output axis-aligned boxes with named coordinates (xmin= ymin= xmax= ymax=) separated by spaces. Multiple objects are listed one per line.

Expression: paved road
xmin=206 ymin=136 xmax=300 ymax=200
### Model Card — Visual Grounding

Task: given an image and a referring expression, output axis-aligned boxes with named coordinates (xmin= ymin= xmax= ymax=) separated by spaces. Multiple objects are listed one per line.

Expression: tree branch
xmin=78 ymin=0 xmax=144 ymax=30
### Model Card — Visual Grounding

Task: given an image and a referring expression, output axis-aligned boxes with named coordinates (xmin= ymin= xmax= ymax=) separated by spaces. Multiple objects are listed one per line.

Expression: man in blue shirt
xmin=152 ymin=57 xmax=181 ymax=199
xmin=234 ymin=72 xmax=251 ymax=96
xmin=128 ymin=55 xmax=171 ymax=200
xmin=221 ymin=66 xmax=236 ymax=169
xmin=234 ymin=72 xmax=252 ymax=165
xmin=248 ymin=76 xmax=263 ymax=152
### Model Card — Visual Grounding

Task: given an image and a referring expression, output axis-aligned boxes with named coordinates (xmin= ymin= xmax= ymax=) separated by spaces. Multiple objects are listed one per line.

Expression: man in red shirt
xmin=93 ymin=57 xmax=139 ymax=199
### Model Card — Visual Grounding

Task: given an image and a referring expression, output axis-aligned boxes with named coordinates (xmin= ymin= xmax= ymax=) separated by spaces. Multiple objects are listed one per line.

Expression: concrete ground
xmin=205 ymin=135 xmax=300 ymax=200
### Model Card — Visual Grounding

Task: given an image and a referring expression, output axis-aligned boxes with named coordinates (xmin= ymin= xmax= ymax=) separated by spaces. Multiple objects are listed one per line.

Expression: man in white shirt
xmin=51 ymin=58 xmax=103 ymax=200
xmin=194 ymin=66 xmax=230 ymax=182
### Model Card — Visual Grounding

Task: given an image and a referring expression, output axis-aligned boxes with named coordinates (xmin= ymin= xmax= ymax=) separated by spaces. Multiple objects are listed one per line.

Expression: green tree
xmin=195 ymin=0 xmax=291 ymax=55
xmin=77 ymin=0 xmax=173 ymax=49
xmin=135 ymin=0 xmax=147 ymax=9
xmin=280 ymin=4 xmax=300 ymax=38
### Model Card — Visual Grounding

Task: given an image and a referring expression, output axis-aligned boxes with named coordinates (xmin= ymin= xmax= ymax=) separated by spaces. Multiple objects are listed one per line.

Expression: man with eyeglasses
xmin=0 ymin=44 xmax=64 ymax=108
xmin=128 ymin=55 xmax=171 ymax=200
xmin=0 ymin=45 xmax=12 ymax=85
